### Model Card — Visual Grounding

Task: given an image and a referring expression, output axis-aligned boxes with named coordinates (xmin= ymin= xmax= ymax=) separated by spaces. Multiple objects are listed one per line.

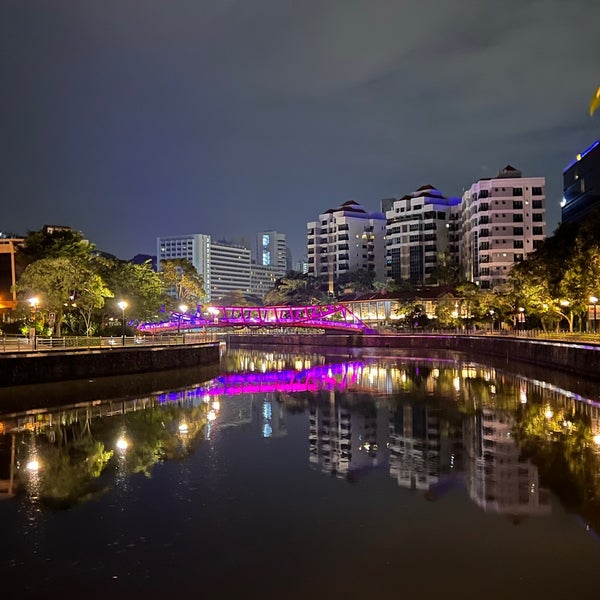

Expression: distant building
xmin=256 ymin=231 xmax=288 ymax=275
xmin=562 ymin=140 xmax=600 ymax=226
xmin=307 ymin=200 xmax=386 ymax=293
xmin=385 ymin=185 xmax=460 ymax=285
xmin=459 ymin=166 xmax=546 ymax=289
xmin=207 ymin=241 xmax=251 ymax=303
xmin=42 ymin=224 xmax=72 ymax=235
xmin=249 ymin=263 xmax=280 ymax=300
xmin=157 ymin=233 xmax=212 ymax=299
xmin=131 ymin=254 xmax=157 ymax=270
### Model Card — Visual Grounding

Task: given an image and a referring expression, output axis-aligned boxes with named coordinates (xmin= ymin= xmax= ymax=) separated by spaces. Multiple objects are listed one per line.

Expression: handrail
xmin=0 ymin=332 xmax=219 ymax=353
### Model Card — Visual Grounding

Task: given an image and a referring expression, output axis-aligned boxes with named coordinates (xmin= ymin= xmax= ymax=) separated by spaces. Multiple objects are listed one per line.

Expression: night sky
xmin=2 ymin=0 xmax=600 ymax=264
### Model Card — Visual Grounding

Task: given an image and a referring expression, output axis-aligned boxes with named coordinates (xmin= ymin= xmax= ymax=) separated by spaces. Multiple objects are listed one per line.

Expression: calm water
xmin=1 ymin=346 xmax=600 ymax=599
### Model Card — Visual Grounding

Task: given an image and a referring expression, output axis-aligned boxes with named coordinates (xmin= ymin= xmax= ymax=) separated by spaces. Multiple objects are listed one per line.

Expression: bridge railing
xmin=0 ymin=332 xmax=219 ymax=353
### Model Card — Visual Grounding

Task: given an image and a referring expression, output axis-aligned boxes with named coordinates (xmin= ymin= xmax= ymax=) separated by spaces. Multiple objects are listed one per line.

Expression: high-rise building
xmin=157 ymin=234 xmax=252 ymax=303
xmin=459 ymin=166 xmax=546 ymax=289
xmin=208 ymin=241 xmax=251 ymax=303
xmin=256 ymin=231 xmax=288 ymax=275
xmin=385 ymin=185 xmax=460 ymax=284
xmin=157 ymin=233 xmax=212 ymax=299
xmin=307 ymin=200 xmax=386 ymax=291
xmin=562 ymin=140 xmax=600 ymax=225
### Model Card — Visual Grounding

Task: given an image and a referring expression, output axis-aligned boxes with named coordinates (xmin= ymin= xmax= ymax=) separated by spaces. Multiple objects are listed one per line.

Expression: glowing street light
xmin=117 ymin=300 xmax=128 ymax=346
xmin=25 ymin=459 xmax=40 ymax=472
xmin=116 ymin=437 xmax=129 ymax=451
xmin=27 ymin=297 xmax=40 ymax=349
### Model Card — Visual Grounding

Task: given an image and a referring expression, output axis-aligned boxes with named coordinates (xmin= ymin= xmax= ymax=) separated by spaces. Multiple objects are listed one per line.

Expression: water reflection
xmin=1 ymin=348 xmax=600 ymax=532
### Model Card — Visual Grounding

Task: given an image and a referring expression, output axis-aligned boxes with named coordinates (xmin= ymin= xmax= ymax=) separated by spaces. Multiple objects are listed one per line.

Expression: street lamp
xmin=117 ymin=301 xmax=127 ymax=346
xmin=590 ymin=296 xmax=598 ymax=333
xmin=28 ymin=297 xmax=39 ymax=349
xmin=178 ymin=304 xmax=188 ymax=334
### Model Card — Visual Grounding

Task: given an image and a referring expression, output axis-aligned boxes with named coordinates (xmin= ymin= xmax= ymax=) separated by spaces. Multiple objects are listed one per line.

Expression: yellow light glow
xmin=116 ymin=437 xmax=129 ymax=450
xmin=25 ymin=460 xmax=40 ymax=472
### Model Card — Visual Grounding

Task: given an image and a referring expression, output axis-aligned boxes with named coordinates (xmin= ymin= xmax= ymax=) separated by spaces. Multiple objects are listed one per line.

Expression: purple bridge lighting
xmin=138 ymin=304 xmax=375 ymax=334
xmin=156 ymin=361 xmax=365 ymax=402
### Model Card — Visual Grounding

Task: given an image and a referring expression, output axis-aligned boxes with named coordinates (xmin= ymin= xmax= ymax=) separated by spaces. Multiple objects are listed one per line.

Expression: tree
xmin=160 ymin=259 xmax=206 ymax=308
xmin=264 ymin=272 xmax=328 ymax=306
xmin=427 ymin=252 xmax=462 ymax=286
xmin=16 ymin=257 xmax=112 ymax=336
xmin=16 ymin=228 xmax=93 ymax=270
xmin=220 ymin=290 xmax=256 ymax=306
xmin=337 ymin=269 xmax=376 ymax=294
xmin=74 ymin=272 xmax=114 ymax=335
xmin=94 ymin=257 xmax=166 ymax=323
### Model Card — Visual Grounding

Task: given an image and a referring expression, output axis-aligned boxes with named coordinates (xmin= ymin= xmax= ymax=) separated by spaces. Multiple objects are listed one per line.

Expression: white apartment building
xmin=459 ymin=166 xmax=546 ymax=289
xmin=307 ymin=200 xmax=386 ymax=291
xmin=157 ymin=234 xmax=252 ymax=303
xmin=385 ymin=185 xmax=460 ymax=284
xmin=210 ymin=241 xmax=251 ymax=302
xmin=157 ymin=233 xmax=212 ymax=299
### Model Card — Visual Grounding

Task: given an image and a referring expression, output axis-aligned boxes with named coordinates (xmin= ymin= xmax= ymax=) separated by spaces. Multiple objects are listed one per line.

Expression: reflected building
xmin=463 ymin=408 xmax=551 ymax=517
xmin=253 ymin=394 xmax=287 ymax=438
xmin=389 ymin=404 xmax=444 ymax=490
xmin=309 ymin=393 xmax=389 ymax=479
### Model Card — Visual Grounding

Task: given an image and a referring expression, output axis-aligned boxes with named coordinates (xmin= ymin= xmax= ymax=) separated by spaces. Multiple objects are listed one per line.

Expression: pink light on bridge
xmin=138 ymin=304 xmax=375 ymax=334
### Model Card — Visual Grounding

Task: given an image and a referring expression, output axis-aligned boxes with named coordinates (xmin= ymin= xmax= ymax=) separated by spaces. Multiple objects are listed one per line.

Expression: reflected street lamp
xmin=590 ymin=296 xmax=598 ymax=333
xmin=118 ymin=301 xmax=128 ymax=346
xmin=178 ymin=304 xmax=188 ymax=334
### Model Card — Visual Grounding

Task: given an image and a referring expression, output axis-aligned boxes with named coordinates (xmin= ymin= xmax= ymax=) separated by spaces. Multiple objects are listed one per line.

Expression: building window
xmin=513 ymin=200 xmax=523 ymax=209
xmin=532 ymin=187 xmax=543 ymax=196
xmin=513 ymin=214 xmax=523 ymax=222
xmin=532 ymin=200 xmax=543 ymax=209
xmin=514 ymin=240 xmax=524 ymax=249
xmin=533 ymin=227 xmax=544 ymax=235
xmin=513 ymin=227 xmax=523 ymax=235
xmin=532 ymin=213 xmax=544 ymax=222
xmin=512 ymin=188 xmax=523 ymax=196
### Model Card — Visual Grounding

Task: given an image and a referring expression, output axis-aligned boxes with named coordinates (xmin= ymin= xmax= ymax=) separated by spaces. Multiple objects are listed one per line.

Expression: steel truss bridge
xmin=138 ymin=304 xmax=375 ymax=334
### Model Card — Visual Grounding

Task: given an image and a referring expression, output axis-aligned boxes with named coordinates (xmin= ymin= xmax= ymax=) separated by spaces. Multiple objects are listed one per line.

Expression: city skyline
xmin=2 ymin=1 xmax=600 ymax=263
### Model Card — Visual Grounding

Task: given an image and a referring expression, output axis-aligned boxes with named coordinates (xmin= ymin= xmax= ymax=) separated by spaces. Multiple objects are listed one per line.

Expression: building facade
xmin=562 ymin=140 xmax=600 ymax=226
xmin=207 ymin=241 xmax=251 ymax=303
xmin=385 ymin=185 xmax=460 ymax=285
xmin=157 ymin=233 xmax=212 ymax=300
xmin=459 ymin=166 xmax=546 ymax=289
xmin=0 ymin=236 xmax=23 ymax=313
xmin=256 ymin=231 xmax=288 ymax=276
xmin=306 ymin=200 xmax=386 ymax=292
xmin=158 ymin=234 xmax=254 ymax=303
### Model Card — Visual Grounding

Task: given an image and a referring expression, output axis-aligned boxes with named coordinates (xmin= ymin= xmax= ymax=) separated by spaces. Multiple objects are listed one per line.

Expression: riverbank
xmin=0 ymin=342 xmax=221 ymax=387
xmin=228 ymin=333 xmax=600 ymax=381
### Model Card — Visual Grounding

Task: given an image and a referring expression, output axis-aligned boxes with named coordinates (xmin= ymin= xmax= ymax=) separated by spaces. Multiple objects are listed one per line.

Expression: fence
xmin=0 ymin=332 xmax=219 ymax=353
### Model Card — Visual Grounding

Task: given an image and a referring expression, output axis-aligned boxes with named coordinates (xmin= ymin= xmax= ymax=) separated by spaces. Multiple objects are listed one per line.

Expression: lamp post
xmin=178 ymin=304 xmax=188 ymax=335
xmin=118 ymin=301 xmax=127 ymax=346
xmin=590 ymin=296 xmax=598 ymax=333
xmin=28 ymin=297 xmax=39 ymax=349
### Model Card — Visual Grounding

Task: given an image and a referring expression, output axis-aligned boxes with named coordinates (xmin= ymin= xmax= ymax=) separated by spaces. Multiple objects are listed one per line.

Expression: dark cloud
xmin=1 ymin=0 xmax=599 ymax=261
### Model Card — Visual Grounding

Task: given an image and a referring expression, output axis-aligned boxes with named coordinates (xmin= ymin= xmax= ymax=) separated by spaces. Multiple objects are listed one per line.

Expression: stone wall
xmin=228 ymin=334 xmax=600 ymax=381
xmin=0 ymin=343 xmax=221 ymax=387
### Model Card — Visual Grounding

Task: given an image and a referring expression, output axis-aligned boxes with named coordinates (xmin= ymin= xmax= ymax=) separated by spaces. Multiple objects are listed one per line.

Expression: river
xmin=1 ymin=345 xmax=600 ymax=599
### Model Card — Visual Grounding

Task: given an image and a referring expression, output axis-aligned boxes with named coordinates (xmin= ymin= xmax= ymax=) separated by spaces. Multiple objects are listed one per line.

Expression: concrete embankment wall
xmin=0 ymin=343 xmax=221 ymax=387
xmin=229 ymin=333 xmax=600 ymax=381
